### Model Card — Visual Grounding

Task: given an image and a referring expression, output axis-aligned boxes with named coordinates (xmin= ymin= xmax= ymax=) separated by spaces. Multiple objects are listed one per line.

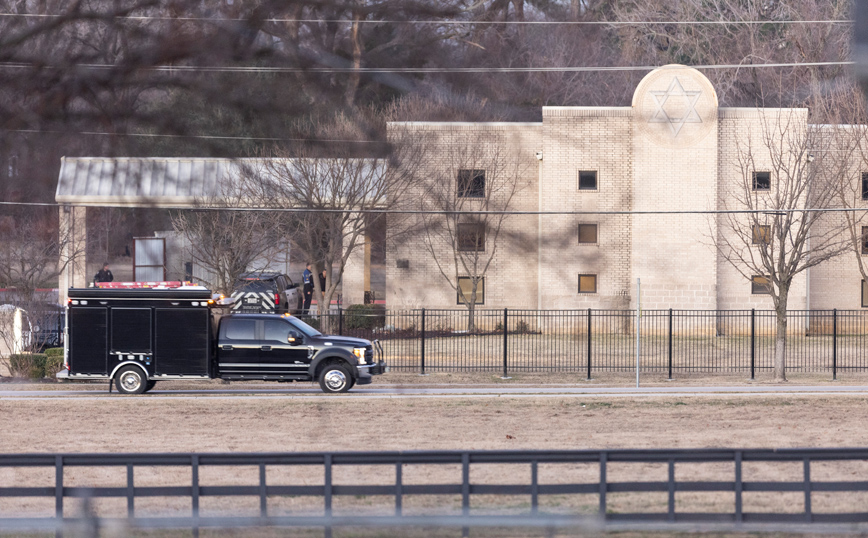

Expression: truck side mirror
xmin=288 ymin=335 xmax=301 ymax=345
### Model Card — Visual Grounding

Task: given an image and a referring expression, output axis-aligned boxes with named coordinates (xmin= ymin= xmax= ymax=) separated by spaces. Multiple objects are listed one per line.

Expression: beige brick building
xmin=384 ymin=65 xmax=867 ymax=311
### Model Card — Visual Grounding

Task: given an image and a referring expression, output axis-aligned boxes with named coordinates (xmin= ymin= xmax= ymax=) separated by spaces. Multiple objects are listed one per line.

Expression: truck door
xmin=262 ymin=318 xmax=309 ymax=374
xmin=217 ymin=317 xmax=259 ymax=377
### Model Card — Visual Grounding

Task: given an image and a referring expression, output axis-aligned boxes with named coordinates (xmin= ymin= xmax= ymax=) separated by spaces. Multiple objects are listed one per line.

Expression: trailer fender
xmin=109 ymin=361 xmax=149 ymax=381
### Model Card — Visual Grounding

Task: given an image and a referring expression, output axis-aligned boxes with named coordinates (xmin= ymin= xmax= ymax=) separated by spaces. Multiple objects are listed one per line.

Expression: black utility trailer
xmin=60 ymin=287 xmax=214 ymax=393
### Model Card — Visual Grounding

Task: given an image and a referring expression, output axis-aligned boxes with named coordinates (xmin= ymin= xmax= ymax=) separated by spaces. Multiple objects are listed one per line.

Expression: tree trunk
xmin=773 ymin=289 xmax=789 ymax=382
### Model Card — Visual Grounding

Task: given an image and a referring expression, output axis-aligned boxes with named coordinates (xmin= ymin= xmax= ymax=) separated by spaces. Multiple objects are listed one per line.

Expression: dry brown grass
xmin=1 ymin=387 xmax=867 ymax=536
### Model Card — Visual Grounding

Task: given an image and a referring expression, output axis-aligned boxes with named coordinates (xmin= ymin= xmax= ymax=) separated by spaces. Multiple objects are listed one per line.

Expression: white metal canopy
xmin=55 ymin=156 xmax=388 ymax=208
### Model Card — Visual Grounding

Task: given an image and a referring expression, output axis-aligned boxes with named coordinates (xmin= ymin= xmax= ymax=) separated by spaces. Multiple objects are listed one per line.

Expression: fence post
xmin=668 ymin=308 xmax=673 ymax=380
xmin=420 ymin=309 xmax=426 ymax=375
xmin=55 ymin=455 xmax=63 ymax=538
xmin=338 ymin=306 xmax=343 ymax=336
xmin=750 ymin=309 xmax=755 ymax=380
xmin=833 ymin=309 xmax=838 ymax=381
xmin=502 ymin=308 xmax=509 ymax=379
xmin=191 ymin=455 xmax=200 ymax=538
xmin=587 ymin=308 xmax=592 ymax=380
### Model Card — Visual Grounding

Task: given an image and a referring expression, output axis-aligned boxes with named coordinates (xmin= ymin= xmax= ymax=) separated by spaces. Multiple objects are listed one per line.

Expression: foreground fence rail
xmin=4 ymin=449 xmax=868 ymax=536
xmin=317 ymin=308 xmax=868 ymax=377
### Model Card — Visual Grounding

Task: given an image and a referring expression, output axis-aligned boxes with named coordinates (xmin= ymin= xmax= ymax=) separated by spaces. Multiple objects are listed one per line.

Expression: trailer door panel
xmin=155 ymin=308 xmax=209 ymax=375
xmin=111 ymin=308 xmax=152 ymax=354
xmin=69 ymin=307 xmax=108 ymax=374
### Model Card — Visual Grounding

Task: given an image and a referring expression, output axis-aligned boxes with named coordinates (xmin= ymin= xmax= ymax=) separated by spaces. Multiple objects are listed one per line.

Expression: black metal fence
xmin=4 ymin=448 xmax=868 ymax=536
xmin=312 ymin=308 xmax=868 ymax=377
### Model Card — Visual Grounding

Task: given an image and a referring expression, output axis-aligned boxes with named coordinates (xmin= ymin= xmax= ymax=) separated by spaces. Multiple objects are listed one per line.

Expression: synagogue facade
xmin=384 ymin=65 xmax=866 ymax=311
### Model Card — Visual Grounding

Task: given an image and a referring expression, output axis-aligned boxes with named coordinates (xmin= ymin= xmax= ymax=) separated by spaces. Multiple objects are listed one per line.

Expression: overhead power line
xmin=3 ymin=200 xmax=868 ymax=216
xmin=0 ymin=13 xmax=854 ymax=25
xmin=6 ymin=129 xmax=386 ymax=144
xmin=0 ymin=61 xmax=852 ymax=74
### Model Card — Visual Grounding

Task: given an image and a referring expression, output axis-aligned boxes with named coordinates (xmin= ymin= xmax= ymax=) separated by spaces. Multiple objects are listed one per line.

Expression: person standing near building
xmin=302 ymin=263 xmax=313 ymax=314
xmin=93 ymin=263 xmax=113 ymax=286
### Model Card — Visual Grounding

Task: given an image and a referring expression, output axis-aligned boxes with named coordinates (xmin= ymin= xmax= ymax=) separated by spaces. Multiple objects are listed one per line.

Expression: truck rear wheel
xmin=144 ymin=380 xmax=157 ymax=393
xmin=115 ymin=365 xmax=147 ymax=395
xmin=318 ymin=363 xmax=353 ymax=393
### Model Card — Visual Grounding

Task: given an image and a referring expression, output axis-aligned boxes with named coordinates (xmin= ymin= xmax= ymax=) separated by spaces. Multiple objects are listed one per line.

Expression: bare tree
xmin=238 ymin=113 xmax=424 ymax=325
xmin=170 ymin=203 xmax=284 ymax=295
xmin=414 ymin=131 xmax=528 ymax=331
xmin=0 ymin=210 xmax=72 ymax=302
xmin=715 ymin=109 xmax=852 ymax=381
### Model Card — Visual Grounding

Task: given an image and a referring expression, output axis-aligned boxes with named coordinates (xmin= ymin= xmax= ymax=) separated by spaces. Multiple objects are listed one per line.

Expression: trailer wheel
xmin=115 ymin=366 xmax=148 ymax=395
xmin=318 ymin=363 xmax=353 ymax=393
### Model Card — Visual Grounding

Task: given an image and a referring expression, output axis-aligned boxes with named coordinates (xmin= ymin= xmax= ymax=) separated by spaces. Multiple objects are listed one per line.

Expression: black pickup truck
xmin=58 ymin=287 xmax=385 ymax=394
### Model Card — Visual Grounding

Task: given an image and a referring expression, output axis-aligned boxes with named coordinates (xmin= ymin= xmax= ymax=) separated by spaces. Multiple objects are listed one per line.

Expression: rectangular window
xmin=578 ymin=170 xmax=597 ymax=191
xmin=863 ymin=280 xmax=868 ymax=308
xmin=457 ymin=169 xmax=485 ymax=198
xmin=457 ymin=276 xmax=484 ymax=305
xmin=752 ymin=225 xmax=770 ymax=245
xmin=753 ymin=171 xmax=771 ymax=191
xmin=578 ymin=274 xmax=597 ymax=293
xmin=578 ymin=224 xmax=598 ymax=244
xmin=862 ymin=173 xmax=868 ymax=200
xmin=457 ymin=222 xmax=485 ymax=252
xmin=751 ymin=275 xmax=771 ymax=295
xmin=863 ymin=227 xmax=868 ymax=255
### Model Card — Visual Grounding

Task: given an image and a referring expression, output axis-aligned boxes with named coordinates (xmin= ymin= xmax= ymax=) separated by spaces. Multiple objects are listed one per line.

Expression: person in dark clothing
xmin=318 ymin=270 xmax=328 ymax=315
xmin=93 ymin=263 xmax=113 ymax=286
xmin=302 ymin=263 xmax=313 ymax=314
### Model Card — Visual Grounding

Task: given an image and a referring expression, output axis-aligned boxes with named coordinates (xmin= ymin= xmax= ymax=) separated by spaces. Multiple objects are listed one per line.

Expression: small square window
xmin=862 ymin=173 xmax=868 ymax=201
xmin=578 ymin=224 xmax=598 ymax=244
xmin=863 ymin=280 xmax=868 ymax=308
xmin=751 ymin=275 xmax=771 ymax=295
xmin=578 ymin=274 xmax=597 ymax=294
xmin=862 ymin=227 xmax=868 ymax=255
xmin=752 ymin=225 xmax=770 ymax=245
xmin=578 ymin=170 xmax=597 ymax=191
xmin=457 ymin=223 xmax=485 ymax=252
xmin=753 ymin=171 xmax=771 ymax=191
xmin=457 ymin=169 xmax=485 ymax=198
xmin=457 ymin=276 xmax=484 ymax=305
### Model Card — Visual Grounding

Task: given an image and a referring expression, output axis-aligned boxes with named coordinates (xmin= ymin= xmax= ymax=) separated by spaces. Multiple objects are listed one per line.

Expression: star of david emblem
xmin=648 ymin=77 xmax=702 ymax=136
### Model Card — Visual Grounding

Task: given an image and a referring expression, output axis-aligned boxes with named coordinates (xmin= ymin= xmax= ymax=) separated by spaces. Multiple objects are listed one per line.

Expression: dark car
xmin=230 ymin=272 xmax=302 ymax=314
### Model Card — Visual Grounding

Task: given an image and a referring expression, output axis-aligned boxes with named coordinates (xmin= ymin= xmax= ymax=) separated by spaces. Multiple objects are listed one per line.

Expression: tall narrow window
xmin=578 ymin=274 xmax=597 ymax=293
xmin=752 ymin=225 xmax=771 ymax=245
xmin=751 ymin=275 xmax=771 ymax=295
xmin=457 ymin=223 xmax=485 ymax=252
xmin=862 ymin=173 xmax=868 ymax=201
xmin=752 ymin=171 xmax=771 ymax=191
xmin=578 ymin=224 xmax=598 ymax=244
xmin=578 ymin=170 xmax=597 ymax=191
xmin=457 ymin=169 xmax=485 ymax=198
xmin=863 ymin=280 xmax=868 ymax=308
xmin=457 ymin=276 xmax=484 ymax=305
xmin=862 ymin=226 xmax=868 ymax=255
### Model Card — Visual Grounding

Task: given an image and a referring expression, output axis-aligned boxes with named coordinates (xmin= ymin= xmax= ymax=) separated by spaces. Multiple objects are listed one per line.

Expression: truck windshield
xmin=288 ymin=317 xmax=322 ymax=337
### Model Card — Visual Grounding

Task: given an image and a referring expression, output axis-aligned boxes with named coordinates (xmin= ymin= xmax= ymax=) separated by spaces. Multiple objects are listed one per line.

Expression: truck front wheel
xmin=115 ymin=366 xmax=148 ymax=395
xmin=318 ymin=363 xmax=353 ymax=393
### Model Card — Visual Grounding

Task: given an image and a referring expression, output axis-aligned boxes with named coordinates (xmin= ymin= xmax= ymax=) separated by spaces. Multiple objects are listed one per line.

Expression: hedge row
xmin=7 ymin=350 xmax=63 ymax=379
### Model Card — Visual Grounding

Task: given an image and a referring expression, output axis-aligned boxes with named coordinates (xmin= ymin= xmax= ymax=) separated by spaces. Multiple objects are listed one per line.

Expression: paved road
xmin=3 ymin=384 xmax=868 ymax=400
